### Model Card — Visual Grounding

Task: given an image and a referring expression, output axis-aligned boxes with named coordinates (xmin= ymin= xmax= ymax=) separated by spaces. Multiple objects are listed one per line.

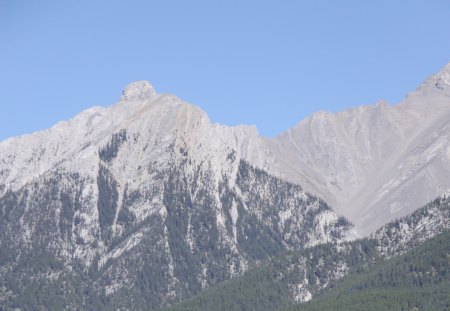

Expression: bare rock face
xmin=267 ymin=62 xmax=450 ymax=235
xmin=120 ymin=80 xmax=157 ymax=101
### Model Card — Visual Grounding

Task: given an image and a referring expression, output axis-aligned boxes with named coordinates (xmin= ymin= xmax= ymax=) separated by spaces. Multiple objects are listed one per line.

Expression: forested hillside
xmin=286 ymin=230 xmax=450 ymax=311
xmin=164 ymin=198 xmax=450 ymax=311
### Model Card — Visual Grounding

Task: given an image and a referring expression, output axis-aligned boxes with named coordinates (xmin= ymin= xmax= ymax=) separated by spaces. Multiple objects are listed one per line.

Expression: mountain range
xmin=0 ymin=62 xmax=449 ymax=310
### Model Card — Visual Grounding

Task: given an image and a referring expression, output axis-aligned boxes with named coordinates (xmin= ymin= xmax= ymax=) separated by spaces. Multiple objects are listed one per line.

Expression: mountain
xmin=267 ymin=62 xmax=450 ymax=234
xmin=1 ymin=63 xmax=449 ymax=309
xmin=0 ymin=82 xmax=354 ymax=310
xmin=2 ymin=64 xmax=449 ymax=237
xmin=165 ymin=195 xmax=450 ymax=311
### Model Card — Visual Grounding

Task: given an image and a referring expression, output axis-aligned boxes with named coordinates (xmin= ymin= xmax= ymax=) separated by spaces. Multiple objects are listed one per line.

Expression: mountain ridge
xmin=2 ymin=62 xmax=450 ymax=235
xmin=267 ymin=62 xmax=450 ymax=234
xmin=1 ymin=62 xmax=449 ymax=310
xmin=0 ymin=84 xmax=355 ymax=309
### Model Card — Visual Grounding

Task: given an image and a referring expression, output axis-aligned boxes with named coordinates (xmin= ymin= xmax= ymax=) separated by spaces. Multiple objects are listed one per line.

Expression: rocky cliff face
xmin=267 ymin=63 xmax=450 ymax=234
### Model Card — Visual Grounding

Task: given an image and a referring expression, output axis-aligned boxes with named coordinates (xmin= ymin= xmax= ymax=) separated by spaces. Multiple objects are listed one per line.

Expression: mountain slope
xmin=267 ymin=62 xmax=450 ymax=234
xmin=1 ymin=63 xmax=450 ymax=309
xmin=285 ymin=230 xmax=450 ymax=311
xmin=0 ymin=83 xmax=354 ymax=310
xmin=164 ymin=196 xmax=450 ymax=311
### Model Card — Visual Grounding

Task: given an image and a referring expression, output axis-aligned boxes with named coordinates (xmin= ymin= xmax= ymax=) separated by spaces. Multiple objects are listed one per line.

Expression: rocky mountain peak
xmin=412 ymin=61 xmax=450 ymax=93
xmin=435 ymin=62 xmax=450 ymax=89
xmin=120 ymin=80 xmax=157 ymax=101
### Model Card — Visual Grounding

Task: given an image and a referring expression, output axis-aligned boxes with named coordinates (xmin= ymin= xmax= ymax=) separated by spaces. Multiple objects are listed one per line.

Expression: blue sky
xmin=1 ymin=1 xmax=449 ymax=141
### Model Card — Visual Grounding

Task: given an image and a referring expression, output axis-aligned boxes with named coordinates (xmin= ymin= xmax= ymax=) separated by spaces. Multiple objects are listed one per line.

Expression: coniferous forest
xmin=165 ymin=230 xmax=450 ymax=311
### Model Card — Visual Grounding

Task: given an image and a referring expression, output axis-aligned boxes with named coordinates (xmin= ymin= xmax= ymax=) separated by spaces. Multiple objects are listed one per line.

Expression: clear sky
xmin=1 ymin=1 xmax=449 ymax=141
